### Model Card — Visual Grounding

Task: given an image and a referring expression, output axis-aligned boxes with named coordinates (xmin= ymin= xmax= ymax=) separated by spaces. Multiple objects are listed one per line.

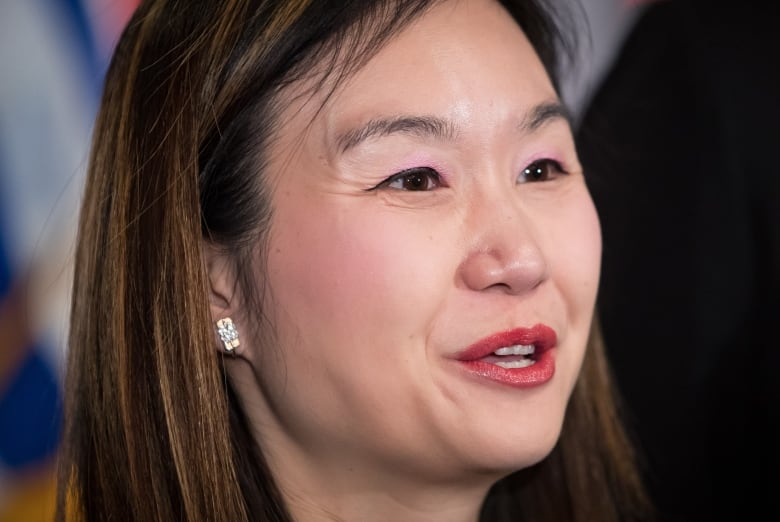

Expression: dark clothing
xmin=576 ymin=2 xmax=780 ymax=521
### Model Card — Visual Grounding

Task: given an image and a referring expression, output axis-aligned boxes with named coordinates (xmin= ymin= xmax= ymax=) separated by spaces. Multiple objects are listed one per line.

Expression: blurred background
xmin=0 ymin=1 xmax=137 ymax=519
xmin=1 ymin=1 xmax=777 ymax=521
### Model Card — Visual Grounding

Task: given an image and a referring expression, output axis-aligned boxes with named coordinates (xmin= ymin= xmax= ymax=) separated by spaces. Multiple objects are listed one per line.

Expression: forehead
xmin=272 ymin=0 xmax=557 ymax=156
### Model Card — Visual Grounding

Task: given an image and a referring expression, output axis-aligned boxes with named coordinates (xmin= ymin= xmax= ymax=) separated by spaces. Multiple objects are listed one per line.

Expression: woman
xmin=57 ymin=0 xmax=651 ymax=520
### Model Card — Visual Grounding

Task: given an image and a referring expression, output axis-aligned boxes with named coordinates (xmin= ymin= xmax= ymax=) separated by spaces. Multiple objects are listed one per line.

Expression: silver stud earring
xmin=216 ymin=317 xmax=240 ymax=353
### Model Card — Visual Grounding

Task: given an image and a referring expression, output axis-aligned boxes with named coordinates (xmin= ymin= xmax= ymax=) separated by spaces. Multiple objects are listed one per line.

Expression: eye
xmin=518 ymin=159 xmax=567 ymax=183
xmin=372 ymin=166 xmax=443 ymax=191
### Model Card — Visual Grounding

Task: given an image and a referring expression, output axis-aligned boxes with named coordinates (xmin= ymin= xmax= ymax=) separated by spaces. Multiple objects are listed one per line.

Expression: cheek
xmin=547 ymin=189 xmax=602 ymax=320
xmin=265 ymin=193 xmax=448 ymax=351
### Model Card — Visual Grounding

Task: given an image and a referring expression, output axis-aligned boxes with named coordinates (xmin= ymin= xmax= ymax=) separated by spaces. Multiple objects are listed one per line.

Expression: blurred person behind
xmin=576 ymin=0 xmax=780 ymax=520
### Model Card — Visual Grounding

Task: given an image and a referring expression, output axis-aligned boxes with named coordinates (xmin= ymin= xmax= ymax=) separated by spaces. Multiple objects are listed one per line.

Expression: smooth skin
xmin=210 ymin=0 xmax=602 ymax=520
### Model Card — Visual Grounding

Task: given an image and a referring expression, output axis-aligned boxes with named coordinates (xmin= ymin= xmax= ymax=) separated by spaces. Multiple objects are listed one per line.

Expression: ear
xmin=203 ymin=241 xmax=244 ymax=356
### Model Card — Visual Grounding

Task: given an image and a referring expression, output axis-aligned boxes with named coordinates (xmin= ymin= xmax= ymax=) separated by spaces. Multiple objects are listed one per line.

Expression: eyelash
xmin=370 ymin=158 xmax=567 ymax=192
xmin=370 ymin=166 xmax=443 ymax=192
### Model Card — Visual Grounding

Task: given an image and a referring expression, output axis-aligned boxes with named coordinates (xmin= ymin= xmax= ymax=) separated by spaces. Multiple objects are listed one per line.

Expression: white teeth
xmin=494 ymin=359 xmax=536 ymax=369
xmin=493 ymin=344 xmax=535 ymax=356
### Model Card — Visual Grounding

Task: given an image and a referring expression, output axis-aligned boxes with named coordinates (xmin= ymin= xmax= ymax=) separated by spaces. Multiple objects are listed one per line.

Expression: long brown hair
xmin=57 ymin=0 xmax=651 ymax=520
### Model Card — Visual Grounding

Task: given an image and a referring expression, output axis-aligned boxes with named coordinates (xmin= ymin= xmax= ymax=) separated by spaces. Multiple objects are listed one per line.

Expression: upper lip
xmin=454 ymin=324 xmax=557 ymax=361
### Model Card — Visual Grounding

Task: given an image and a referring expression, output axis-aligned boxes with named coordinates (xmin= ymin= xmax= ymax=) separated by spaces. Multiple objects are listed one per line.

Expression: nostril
xmin=486 ymin=282 xmax=513 ymax=293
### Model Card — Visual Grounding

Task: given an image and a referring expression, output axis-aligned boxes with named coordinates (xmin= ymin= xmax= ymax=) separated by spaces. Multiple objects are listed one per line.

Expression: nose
xmin=457 ymin=204 xmax=548 ymax=296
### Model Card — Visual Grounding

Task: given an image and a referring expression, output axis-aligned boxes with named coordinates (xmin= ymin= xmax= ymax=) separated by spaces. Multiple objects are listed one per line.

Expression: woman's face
xmin=241 ymin=0 xmax=600 ymax=494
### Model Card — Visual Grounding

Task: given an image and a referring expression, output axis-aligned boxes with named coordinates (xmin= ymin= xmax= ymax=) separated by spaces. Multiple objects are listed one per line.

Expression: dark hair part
xmin=57 ymin=0 xmax=651 ymax=520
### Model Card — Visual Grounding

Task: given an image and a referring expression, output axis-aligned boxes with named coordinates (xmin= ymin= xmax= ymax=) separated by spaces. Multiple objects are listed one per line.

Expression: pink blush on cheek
xmin=266 ymin=195 xmax=444 ymax=345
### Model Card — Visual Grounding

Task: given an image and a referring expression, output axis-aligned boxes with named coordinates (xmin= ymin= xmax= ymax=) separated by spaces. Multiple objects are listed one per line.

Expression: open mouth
xmin=479 ymin=344 xmax=536 ymax=369
xmin=455 ymin=324 xmax=554 ymax=364
xmin=453 ymin=324 xmax=556 ymax=387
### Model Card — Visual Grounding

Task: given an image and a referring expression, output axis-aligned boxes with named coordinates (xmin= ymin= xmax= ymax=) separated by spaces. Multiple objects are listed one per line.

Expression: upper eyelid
xmin=525 ymin=157 xmax=565 ymax=168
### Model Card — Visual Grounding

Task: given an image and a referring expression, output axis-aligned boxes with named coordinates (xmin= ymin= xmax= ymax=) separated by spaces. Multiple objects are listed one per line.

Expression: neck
xmin=265 ymin=422 xmax=496 ymax=522
xmin=279 ymin=470 xmax=489 ymax=522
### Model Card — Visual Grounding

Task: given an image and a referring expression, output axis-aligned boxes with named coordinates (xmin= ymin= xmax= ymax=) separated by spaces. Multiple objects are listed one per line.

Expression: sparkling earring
xmin=216 ymin=317 xmax=240 ymax=353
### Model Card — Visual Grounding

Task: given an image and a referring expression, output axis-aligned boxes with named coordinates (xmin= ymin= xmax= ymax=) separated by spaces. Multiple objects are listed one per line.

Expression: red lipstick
xmin=454 ymin=324 xmax=557 ymax=388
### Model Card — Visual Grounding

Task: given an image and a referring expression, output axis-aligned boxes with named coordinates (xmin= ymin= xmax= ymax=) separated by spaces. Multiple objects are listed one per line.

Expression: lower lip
xmin=457 ymin=349 xmax=555 ymax=388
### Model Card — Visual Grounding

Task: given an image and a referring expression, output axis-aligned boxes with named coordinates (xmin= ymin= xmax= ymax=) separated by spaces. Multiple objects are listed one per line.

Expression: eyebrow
xmin=335 ymin=101 xmax=569 ymax=154
xmin=336 ymin=115 xmax=458 ymax=153
xmin=521 ymin=101 xmax=571 ymax=133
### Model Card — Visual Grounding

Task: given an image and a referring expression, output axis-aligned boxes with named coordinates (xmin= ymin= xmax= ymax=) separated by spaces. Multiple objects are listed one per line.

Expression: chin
xmin=449 ymin=415 xmax=565 ymax=481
